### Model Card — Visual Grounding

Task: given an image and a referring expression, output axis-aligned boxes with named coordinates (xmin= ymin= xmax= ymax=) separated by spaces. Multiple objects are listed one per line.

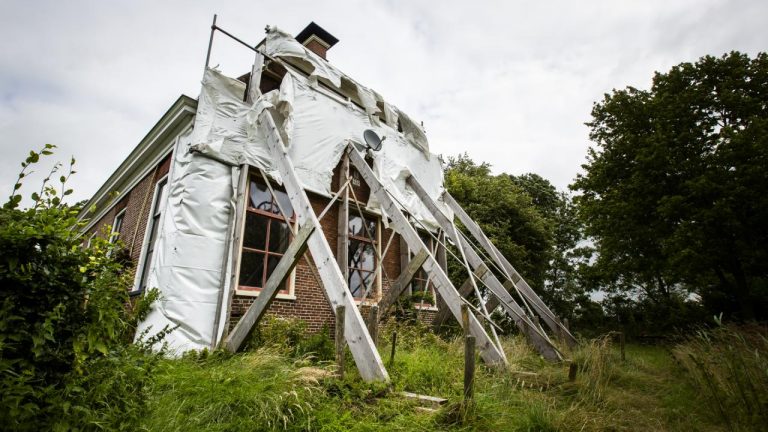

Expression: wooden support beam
xmin=408 ymin=176 xmax=562 ymax=361
xmin=348 ymin=147 xmax=506 ymax=366
xmin=377 ymin=249 xmax=429 ymax=318
xmin=336 ymin=305 xmax=346 ymax=379
xmin=443 ymin=191 xmax=577 ymax=348
xmin=432 ymin=264 xmax=489 ymax=327
xmin=367 ymin=305 xmax=379 ymax=345
xmin=259 ymin=110 xmax=389 ymax=382
xmin=223 ymin=223 xmax=314 ymax=352
xmin=336 ymin=153 xmax=349 ymax=280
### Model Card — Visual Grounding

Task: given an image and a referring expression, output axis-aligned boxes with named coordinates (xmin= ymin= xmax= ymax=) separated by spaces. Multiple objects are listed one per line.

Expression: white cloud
xmin=1 ymin=0 xmax=766 ymax=204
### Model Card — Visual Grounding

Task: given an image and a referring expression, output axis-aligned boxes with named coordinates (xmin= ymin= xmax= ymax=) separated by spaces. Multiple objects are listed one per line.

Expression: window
xmin=237 ymin=179 xmax=295 ymax=295
xmin=109 ymin=209 xmax=126 ymax=244
xmin=347 ymin=214 xmax=378 ymax=300
xmin=136 ymin=177 xmax=168 ymax=293
xmin=410 ymin=232 xmax=437 ymax=309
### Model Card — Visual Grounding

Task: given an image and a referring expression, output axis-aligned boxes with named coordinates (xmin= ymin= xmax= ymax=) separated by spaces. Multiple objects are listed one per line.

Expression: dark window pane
xmin=273 ymin=189 xmax=294 ymax=219
xmin=249 ymin=181 xmax=273 ymax=212
xmin=365 ymin=218 xmax=377 ymax=239
xmin=265 ymin=254 xmax=281 ymax=283
xmin=243 ymin=212 xmax=268 ymax=250
xmin=140 ymin=250 xmax=154 ymax=289
xmin=360 ymin=271 xmax=374 ymax=294
xmin=239 ymin=251 xmax=265 ymax=288
xmin=348 ymin=239 xmax=363 ymax=268
xmin=268 ymin=220 xmax=291 ymax=253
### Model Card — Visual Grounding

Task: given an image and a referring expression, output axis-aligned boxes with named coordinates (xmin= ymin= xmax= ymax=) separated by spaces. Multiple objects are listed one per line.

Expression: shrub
xmin=0 ymin=146 xmax=165 ymax=430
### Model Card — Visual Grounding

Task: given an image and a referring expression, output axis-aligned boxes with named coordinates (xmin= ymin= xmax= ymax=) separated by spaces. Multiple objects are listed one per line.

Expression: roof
xmin=294 ymin=22 xmax=338 ymax=48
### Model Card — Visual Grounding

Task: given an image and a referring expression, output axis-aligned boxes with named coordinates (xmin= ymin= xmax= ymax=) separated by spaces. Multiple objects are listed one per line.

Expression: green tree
xmin=572 ymin=51 xmax=768 ymax=321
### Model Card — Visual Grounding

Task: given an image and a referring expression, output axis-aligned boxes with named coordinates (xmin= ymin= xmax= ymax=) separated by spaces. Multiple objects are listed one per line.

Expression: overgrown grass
xmin=140 ymin=319 xmax=764 ymax=431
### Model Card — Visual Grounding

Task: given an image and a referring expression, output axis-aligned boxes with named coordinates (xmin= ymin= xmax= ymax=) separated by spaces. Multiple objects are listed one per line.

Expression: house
xmin=80 ymin=21 xmax=573 ymax=382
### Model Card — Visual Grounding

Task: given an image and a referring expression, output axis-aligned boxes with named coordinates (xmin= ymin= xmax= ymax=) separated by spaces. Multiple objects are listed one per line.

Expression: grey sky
xmin=1 ymin=0 xmax=766 ymax=205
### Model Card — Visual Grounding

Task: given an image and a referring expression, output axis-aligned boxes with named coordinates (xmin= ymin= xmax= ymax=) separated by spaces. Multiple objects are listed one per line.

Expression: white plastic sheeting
xmin=136 ymin=128 xmax=238 ymax=353
xmin=139 ymin=26 xmax=452 ymax=352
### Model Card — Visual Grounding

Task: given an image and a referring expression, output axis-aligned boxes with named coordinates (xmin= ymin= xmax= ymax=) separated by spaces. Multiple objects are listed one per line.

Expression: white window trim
xmin=132 ymin=174 xmax=169 ymax=294
xmin=109 ymin=208 xmax=127 ymax=244
xmin=352 ymin=212 xmax=382 ymax=305
xmin=233 ymin=178 xmax=297 ymax=301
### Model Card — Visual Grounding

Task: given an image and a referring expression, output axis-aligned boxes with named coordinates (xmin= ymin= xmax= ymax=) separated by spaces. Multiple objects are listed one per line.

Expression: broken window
xmin=238 ymin=179 xmax=295 ymax=295
xmin=347 ymin=214 xmax=378 ymax=300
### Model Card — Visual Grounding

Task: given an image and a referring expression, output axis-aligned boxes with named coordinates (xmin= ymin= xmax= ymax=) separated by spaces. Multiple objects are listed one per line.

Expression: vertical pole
xmin=336 ymin=154 xmax=350 ymax=280
xmin=389 ymin=331 xmax=397 ymax=366
xmin=367 ymin=305 xmax=379 ymax=346
xmin=204 ymin=14 xmax=218 ymax=71
xmin=461 ymin=304 xmax=470 ymax=337
xmin=464 ymin=335 xmax=476 ymax=404
xmin=335 ymin=305 xmax=346 ymax=379
xmin=568 ymin=362 xmax=578 ymax=382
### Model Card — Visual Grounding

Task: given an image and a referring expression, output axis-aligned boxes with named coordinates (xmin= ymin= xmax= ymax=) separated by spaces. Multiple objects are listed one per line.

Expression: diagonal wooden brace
xmin=347 ymin=146 xmax=507 ymax=366
xmin=223 ymin=223 xmax=315 ymax=352
xmin=442 ymin=192 xmax=577 ymax=348
xmin=377 ymin=249 xmax=429 ymax=319
xmin=258 ymin=110 xmax=389 ymax=382
xmin=407 ymin=176 xmax=563 ymax=361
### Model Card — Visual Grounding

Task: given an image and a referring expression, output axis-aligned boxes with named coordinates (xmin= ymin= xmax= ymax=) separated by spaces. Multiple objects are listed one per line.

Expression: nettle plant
xmin=0 ymin=145 xmax=165 ymax=430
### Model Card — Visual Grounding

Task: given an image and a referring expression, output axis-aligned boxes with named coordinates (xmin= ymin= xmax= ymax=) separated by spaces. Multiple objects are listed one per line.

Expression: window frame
xmin=347 ymin=211 xmax=381 ymax=303
xmin=109 ymin=208 xmax=127 ymax=244
xmin=234 ymin=177 xmax=297 ymax=300
xmin=132 ymin=175 xmax=169 ymax=295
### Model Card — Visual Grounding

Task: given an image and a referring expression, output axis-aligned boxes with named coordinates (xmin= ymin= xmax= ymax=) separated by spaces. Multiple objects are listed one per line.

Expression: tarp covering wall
xmin=139 ymin=25 xmax=451 ymax=352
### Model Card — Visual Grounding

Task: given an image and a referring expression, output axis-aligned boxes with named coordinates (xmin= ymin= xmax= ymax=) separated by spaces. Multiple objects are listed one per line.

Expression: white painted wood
xmin=258 ymin=111 xmax=389 ymax=382
xmin=348 ymin=147 xmax=506 ymax=366
xmin=408 ymin=176 xmax=562 ymax=361
xmin=442 ymin=191 xmax=577 ymax=348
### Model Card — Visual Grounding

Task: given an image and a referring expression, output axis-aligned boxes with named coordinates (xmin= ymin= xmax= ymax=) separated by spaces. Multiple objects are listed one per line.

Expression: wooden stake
xmin=367 ymin=305 xmax=379 ymax=346
xmin=336 ymin=305 xmax=346 ymax=379
xmin=389 ymin=331 xmax=397 ymax=366
xmin=568 ymin=362 xmax=577 ymax=382
xmin=464 ymin=335 xmax=476 ymax=403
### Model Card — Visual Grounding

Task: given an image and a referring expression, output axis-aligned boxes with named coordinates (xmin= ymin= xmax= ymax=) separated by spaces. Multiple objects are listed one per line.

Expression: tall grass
xmin=673 ymin=324 xmax=768 ymax=432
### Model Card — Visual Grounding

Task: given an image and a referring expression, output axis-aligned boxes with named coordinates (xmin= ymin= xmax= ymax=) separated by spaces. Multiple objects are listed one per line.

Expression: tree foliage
xmin=573 ymin=51 xmax=768 ymax=322
xmin=0 ymin=145 xmax=165 ymax=430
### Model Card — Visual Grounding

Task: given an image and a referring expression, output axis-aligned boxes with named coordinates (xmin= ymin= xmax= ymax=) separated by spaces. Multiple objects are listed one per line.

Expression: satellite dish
xmin=363 ymin=129 xmax=383 ymax=151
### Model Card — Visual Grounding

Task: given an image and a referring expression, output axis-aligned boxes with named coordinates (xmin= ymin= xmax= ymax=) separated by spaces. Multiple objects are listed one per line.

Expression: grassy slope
xmin=143 ymin=329 xmax=727 ymax=431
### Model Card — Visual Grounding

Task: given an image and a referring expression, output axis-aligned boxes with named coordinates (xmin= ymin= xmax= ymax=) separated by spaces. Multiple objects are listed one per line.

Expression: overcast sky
xmin=1 ymin=0 xmax=766 ymax=205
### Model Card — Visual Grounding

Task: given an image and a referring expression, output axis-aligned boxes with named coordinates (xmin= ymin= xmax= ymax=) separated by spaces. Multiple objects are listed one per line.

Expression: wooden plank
xmin=464 ymin=335 xmax=476 ymax=404
xmin=215 ymin=163 xmax=249 ymax=347
xmin=246 ymin=52 xmax=264 ymax=104
xmin=348 ymin=147 xmax=506 ymax=366
xmin=432 ymin=265 xmax=489 ymax=327
xmin=336 ymin=153 xmax=349 ymax=281
xmin=399 ymin=392 xmax=448 ymax=408
xmin=443 ymin=191 xmax=577 ymax=348
xmin=377 ymin=249 xmax=429 ymax=318
xmin=336 ymin=305 xmax=346 ymax=379
xmin=408 ymin=176 xmax=562 ymax=361
xmin=223 ymin=223 xmax=314 ymax=352
xmin=259 ymin=110 xmax=389 ymax=382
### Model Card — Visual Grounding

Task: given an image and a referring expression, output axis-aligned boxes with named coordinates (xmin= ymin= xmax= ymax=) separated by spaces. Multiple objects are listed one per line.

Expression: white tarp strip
xmin=136 ymin=127 xmax=237 ymax=353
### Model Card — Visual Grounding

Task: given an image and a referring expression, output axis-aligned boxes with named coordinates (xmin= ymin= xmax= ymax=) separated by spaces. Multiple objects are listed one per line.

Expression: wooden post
xmin=568 ymin=362 xmax=577 ymax=382
xmin=336 ymin=305 xmax=346 ymax=379
xmin=389 ymin=331 xmax=397 ymax=366
xmin=336 ymin=153 xmax=349 ymax=280
xmin=464 ymin=335 xmax=476 ymax=404
xmin=461 ymin=304 xmax=470 ymax=336
xmin=367 ymin=305 xmax=379 ymax=346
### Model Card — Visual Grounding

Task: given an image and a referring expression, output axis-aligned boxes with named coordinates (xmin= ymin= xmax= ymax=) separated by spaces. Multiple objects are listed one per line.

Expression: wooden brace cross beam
xmin=377 ymin=249 xmax=429 ymax=319
xmin=223 ymin=223 xmax=315 ymax=352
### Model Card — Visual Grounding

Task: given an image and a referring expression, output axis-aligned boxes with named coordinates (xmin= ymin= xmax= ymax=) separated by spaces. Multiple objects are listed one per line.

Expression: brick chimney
xmin=295 ymin=22 xmax=338 ymax=60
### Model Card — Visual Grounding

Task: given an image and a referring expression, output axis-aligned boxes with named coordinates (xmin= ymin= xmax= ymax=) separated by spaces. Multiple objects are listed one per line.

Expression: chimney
xmin=295 ymin=22 xmax=339 ymax=60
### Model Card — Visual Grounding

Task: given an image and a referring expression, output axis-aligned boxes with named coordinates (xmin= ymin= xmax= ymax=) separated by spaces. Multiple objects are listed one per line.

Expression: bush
xmin=0 ymin=146 xmax=166 ymax=430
